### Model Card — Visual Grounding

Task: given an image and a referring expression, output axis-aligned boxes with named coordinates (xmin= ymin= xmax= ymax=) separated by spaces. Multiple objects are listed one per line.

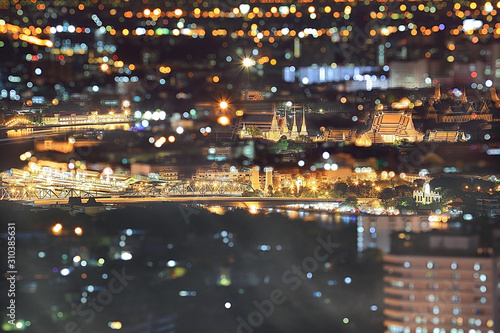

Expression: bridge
xmin=0 ymin=179 xmax=255 ymax=201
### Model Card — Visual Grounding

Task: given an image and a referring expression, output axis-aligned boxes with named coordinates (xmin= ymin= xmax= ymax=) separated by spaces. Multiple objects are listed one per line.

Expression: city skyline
xmin=1 ymin=1 xmax=500 ymax=333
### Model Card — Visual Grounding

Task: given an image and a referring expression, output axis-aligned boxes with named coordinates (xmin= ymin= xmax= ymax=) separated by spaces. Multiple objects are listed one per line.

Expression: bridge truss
xmin=0 ymin=180 xmax=254 ymax=201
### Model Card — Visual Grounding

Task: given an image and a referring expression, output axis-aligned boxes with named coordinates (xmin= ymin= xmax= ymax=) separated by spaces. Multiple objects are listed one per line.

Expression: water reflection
xmin=6 ymin=123 xmax=130 ymax=138
xmin=203 ymin=204 xmax=357 ymax=231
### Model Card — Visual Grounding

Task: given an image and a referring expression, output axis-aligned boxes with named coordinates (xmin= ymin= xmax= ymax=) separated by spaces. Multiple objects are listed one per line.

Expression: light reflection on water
xmin=202 ymin=204 xmax=356 ymax=231
xmin=6 ymin=123 xmax=130 ymax=138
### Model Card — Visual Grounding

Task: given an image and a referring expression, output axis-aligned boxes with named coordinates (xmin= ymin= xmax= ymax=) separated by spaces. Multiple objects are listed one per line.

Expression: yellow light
xmin=219 ymin=101 xmax=228 ymax=109
xmin=74 ymin=227 xmax=83 ymax=236
xmin=218 ymin=116 xmax=230 ymax=126
xmin=174 ymin=8 xmax=183 ymax=16
xmin=52 ymin=98 xmax=59 ymax=105
xmin=52 ymin=223 xmax=62 ymax=234
xmin=109 ymin=322 xmax=122 ymax=330
xmin=249 ymin=205 xmax=258 ymax=214
xmin=100 ymin=63 xmax=109 ymax=71
xmin=213 ymin=75 xmax=219 ymax=83
xmin=168 ymin=135 xmax=175 ymax=143
xmin=235 ymin=110 xmax=244 ymax=117
xmin=144 ymin=9 xmax=151 ymax=16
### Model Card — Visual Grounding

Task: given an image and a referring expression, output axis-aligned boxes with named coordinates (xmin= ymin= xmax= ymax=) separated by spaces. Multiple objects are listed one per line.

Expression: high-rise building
xmin=383 ymin=231 xmax=500 ymax=333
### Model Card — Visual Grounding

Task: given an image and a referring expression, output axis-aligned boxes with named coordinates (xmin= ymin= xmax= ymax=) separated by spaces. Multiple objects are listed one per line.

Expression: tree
xmin=394 ymin=185 xmax=413 ymax=198
xmin=343 ymin=195 xmax=359 ymax=209
xmin=396 ymin=197 xmax=417 ymax=212
xmin=246 ymin=126 xmax=262 ymax=137
xmin=272 ymin=138 xmax=289 ymax=152
xmin=378 ymin=187 xmax=395 ymax=204
xmin=267 ymin=185 xmax=274 ymax=196
xmin=333 ymin=182 xmax=348 ymax=197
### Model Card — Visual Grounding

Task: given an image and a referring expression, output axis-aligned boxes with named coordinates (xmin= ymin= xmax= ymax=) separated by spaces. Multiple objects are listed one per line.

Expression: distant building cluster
xmin=41 ymin=111 xmax=129 ymax=125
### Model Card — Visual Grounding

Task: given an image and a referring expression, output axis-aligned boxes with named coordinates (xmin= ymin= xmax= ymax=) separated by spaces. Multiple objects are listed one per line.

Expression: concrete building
xmin=383 ymin=231 xmax=499 ymax=333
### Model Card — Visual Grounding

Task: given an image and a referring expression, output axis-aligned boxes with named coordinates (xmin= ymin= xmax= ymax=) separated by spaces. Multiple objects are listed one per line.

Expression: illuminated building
xmin=265 ymin=108 xmax=282 ymax=141
xmin=413 ymin=181 xmax=441 ymax=205
xmin=251 ymin=166 xmax=260 ymax=191
xmin=423 ymin=89 xmax=493 ymax=123
xmin=290 ymin=110 xmax=299 ymax=140
xmin=41 ymin=111 xmax=129 ymax=125
xmin=239 ymin=123 xmax=253 ymax=139
xmin=193 ymin=164 xmax=251 ymax=184
xmin=264 ymin=167 xmax=273 ymax=192
xmin=320 ymin=129 xmax=357 ymax=142
xmin=280 ymin=107 xmax=289 ymax=138
xmin=383 ymin=231 xmax=499 ymax=333
xmin=363 ymin=110 xmax=424 ymax=144
xmin=299 ymin=108 xmax=308 ymax=137
xmin=427 ymin=130 xmax=466 ymax=143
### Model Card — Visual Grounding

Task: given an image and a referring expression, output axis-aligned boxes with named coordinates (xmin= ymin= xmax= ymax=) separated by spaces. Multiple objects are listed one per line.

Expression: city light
xmin=52 ymin=223 xmax=62 ymax=234
xmin=74 ymin=227 xmax=83 ymax=236
xmin=219 ymin=101 xmax=228 ymax=109
xmin=218 ymin=115 xmax=230 ymax=126
xmin=242 ymin=57 xmax=255 ymax=67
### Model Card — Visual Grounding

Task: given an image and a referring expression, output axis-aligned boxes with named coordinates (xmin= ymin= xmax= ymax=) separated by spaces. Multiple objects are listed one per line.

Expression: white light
xmin=176 ymin=126 xmax=184 ymax=134
xmin=331 ymin=163 xmax=338 ymax=171
xmin=120 ymin=252 xmax=132 ymax=261
xmin=239 ymin=4 xmax=251 ymax=15
xmin=485 ymin=79 xmax=493 ymax=87
xmin=141 ymin=120 xmax=149 ymax=127
xmin=35 ymin=68 xmax=42 ymax=75
xmin=322 ymin=151 xmax=330 ymax=159
xmin=16 ymin=322 xmax=23 ymax=329
xmin=224 ymin=302 xmax=232 ymax=309
xmin=205 ymin=127 xmax=212 ymax=133
xmin=298 ymin=160 xmax=305 ymax=167
xmin=61 ymin=268 xmax=71 ymax=276
xmin=344 ymin=277 xmax=352 ymax=284
xmin=167 ymin=260 xmax=176 ymax=267
xmin=242 ymin=58 xmax=254 ymax=67
xmin=324 ymin=163 xmax=331 ymax=170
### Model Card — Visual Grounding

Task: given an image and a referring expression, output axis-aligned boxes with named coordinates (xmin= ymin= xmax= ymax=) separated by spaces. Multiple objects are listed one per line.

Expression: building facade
xmin=383 ymin=232 xmax=499 ymax=333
